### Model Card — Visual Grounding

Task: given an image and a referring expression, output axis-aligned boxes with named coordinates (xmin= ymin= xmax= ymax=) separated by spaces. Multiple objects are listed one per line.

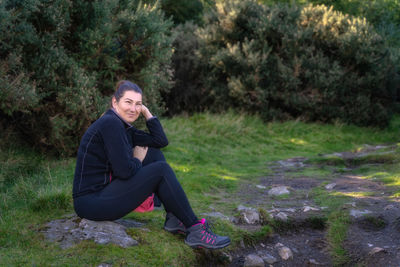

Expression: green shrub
xmin=185 ymin=1 xmax=397 ymax=126
xmin=163 ymin=22 xmax=206 ymax=115
xmin=0 ymin=0 xmax=174 ymax=155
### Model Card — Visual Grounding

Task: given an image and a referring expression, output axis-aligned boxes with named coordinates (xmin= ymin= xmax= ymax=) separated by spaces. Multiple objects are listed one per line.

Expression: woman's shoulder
xmin=91 ymin=110 xmax=124 ymax=130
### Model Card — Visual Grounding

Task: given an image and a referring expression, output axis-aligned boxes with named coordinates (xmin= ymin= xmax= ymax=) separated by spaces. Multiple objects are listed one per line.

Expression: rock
xmin=303 ymin=206 xmax=319 ymax=212
xmin=325 ymin=183 xmax=336 ymax=190
xmin=97 ymin=264 xmax=112 ymax=267
xmin=244 ymin=254 xmax=264 ymax=267
xmin=278 ymin=246 xmax=293 ymax=260
xmin=256 ymin=185 xmax=267 ymax=189
xmin=349 ymin=209 xmax=372 ymax=218
xmin=79 ymin=219 xmax=138 ymax=248
xmin=369 ymin=247 xmax=386 ymax=255
xmin=384 ymin=204 xmax=395 ymax=210
xmin=257 ymin=252 xmax=278 ymax=264
xmin=115 ymin=219 xmax=145 ymax=228
xmin=268 ymin=186 xmax=290 ymax=196
xmin=237 ymin=205 xmax=260 ymax=224
xmin=201 ymin=212 xmax=230 ymax=221
xmin=309 ymin=259 xmax=322 ymax=265
xmin=42 ymin=215 xmax=140 ymax=249
xmin=277 ymin=157 xmax=306 ymax=168
xmin=274 ymin=212 xmax=288 ymax=221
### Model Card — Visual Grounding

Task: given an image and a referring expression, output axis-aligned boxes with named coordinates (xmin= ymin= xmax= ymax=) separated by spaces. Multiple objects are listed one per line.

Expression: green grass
xmin=1 ymin=112 xmax=399 ymax=266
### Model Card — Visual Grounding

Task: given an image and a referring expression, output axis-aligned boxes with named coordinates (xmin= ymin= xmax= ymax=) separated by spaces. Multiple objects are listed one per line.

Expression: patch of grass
xmin=327 ymin=210 xmax=351 ymax=266
xmin=1 ymin=112 xmax=400 ymax=265
xmin=30 ymin=191 xmax=72 ymax=212
xmin=287 ymin=166 xmax=333 ymax=179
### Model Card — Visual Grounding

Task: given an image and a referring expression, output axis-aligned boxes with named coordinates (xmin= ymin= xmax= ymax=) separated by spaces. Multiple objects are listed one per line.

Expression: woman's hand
xmin=133 ymin=146 xmax=148 ymax=162
xmin=141 ymin=105 xmax=154 ymax=120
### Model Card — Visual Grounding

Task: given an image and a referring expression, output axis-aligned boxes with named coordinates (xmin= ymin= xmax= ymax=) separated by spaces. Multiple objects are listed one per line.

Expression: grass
xmin=1 ymin=112 xmax=400 ymax=266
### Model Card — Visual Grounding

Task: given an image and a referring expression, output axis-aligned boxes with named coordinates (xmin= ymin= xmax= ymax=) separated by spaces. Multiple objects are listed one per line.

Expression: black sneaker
xmin=185 ymin=218 xmax=230 ymax=249
xmin=163 ymin=212 xmax=186 ymax=234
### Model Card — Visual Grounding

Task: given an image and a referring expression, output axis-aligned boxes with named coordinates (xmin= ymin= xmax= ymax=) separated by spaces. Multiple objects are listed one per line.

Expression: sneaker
xmin=185 ymin=218 xmax=230 ymax=249
xmin=163 ymin=212 xmax=186 ymax=234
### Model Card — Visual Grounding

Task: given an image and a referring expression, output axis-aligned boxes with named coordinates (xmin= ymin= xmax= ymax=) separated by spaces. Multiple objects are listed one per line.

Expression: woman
xmin=73 ymin=80 xmax=230 ymax=249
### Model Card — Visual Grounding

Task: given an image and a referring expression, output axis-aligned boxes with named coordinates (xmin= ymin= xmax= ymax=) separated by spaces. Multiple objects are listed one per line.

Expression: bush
xmin=163 ymin=22 xmax=206 ymax=115
xmin=0 ymin=0 xmax=174 ymax=155
xmin=172 ymin=0 xmax=397 ymax=126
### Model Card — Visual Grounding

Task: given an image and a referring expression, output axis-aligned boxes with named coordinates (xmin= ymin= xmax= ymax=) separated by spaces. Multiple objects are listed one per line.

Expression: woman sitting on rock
xmin=72 ymin=80 xmax=230 ymax=249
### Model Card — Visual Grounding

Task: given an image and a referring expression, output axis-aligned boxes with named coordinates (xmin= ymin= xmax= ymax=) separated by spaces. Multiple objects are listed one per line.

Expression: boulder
xmin=268 ymin=186 xmax=290 ymax=196
xmin=42 ymin=215 xmax=140 ymax=249
xmin=237 ymin=205 xmax=260 ymax=225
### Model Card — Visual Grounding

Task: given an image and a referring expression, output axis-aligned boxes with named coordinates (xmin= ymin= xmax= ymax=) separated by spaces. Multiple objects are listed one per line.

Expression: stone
xmin=384 ymin=204 xmax=395 ymax=210
xmin=244 ymin=254 xmax=265 ymax=267
xmin=257 ymin=252 xmax=278 ymax=264
xmin=274 ymin=212 xmax=288 ymax=221
xmin=309 ymin=259 xmax=322 ymax=265
xmin=42 ymin=215 xmax=140 ymax=249
xmin=303 ymin=206 xmax=319 ymax=212
xmin=369 ymin=247 xmax=385 ymax=255
xmin=115 ymin=218 xmax=145 ymax=228
xmin=237 ymin=205 xmax=260 ymax=224
xmin=256 ymin=185 xmax=267 ymax=189
xmin=277 ymin=157 xmax=306 ymax=168
xmin=201 ymin=211 xmax=230 ymax=221
xmin=349 ymin=209 xmax=372 ymax=218
xmin=325 ymin=183 xmax=336 ymax=190
xmin=268 ymin=186 xmax=290 ymax=196
xmin=278 ymin=246 xmax=293 ymax=260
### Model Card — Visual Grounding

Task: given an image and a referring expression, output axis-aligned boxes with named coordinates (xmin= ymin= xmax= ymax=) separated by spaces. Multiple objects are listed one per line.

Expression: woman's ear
xmin=111 ymin=97 xmax=117 ymax=109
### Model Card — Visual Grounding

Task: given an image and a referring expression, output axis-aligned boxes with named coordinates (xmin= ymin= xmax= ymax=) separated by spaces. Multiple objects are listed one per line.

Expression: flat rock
xmin=244 ymin=254 xmax=265 ymax=267
xmin=303 ymin=206 xmax=320 ymax=212
xmin=369 ymin=247 xmax=386 ymax=255
xmin=325 ymin=183 xmax=336 ymax=190
xmin=268 ymin=186 xmax=290 ymax=196
xmin=257 ymin=251 xmax=278 ymax=264
xmin=349 ymin=209 xmax=372 ymax=218
xmin=277 ymin=246 xmax=293 ymax=260
xmin=42 ymin=215 xmax=140 ymax=249
xmin=274 ymin=212 xmax=288 ymax=221
xmin=237 ymin=205 xmax=260 ymax=225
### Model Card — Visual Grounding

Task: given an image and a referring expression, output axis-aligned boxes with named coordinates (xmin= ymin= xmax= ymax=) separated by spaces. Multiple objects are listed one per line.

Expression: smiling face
xmin=112 ymin=90 xmax=142 ymax=123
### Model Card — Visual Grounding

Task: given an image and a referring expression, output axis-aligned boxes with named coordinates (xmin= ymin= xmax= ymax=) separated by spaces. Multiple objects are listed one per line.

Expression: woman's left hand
xmin=141 ymin=105 xmax=153 ymax=120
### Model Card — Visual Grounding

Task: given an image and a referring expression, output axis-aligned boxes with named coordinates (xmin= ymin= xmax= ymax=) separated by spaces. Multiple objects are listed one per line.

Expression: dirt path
xmin=225 ymin=144 xmax=400 ymax=266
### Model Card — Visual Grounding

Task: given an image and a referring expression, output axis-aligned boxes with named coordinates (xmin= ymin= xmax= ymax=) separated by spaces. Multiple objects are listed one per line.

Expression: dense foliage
xmin=168 ymin=1 xmax=397 ymax=126
xmin=0 ymin=0 xmax=174 ymax=155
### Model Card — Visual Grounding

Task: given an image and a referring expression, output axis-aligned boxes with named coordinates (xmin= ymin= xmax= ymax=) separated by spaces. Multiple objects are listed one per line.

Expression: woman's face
xmin=112 ymin=90 xmax=142 ymax=123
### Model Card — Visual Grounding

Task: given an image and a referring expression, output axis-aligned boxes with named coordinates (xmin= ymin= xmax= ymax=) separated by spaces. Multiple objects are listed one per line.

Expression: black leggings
xmin=74 ymin=148 xmax=198 ymax=227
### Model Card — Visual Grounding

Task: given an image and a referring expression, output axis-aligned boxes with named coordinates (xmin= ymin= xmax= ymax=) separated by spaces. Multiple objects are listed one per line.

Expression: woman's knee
xmin=142 ymin=147 xmax=166 ymax=166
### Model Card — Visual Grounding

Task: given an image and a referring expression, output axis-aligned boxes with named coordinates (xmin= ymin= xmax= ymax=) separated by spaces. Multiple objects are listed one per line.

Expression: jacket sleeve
xmin=131 ymin=117 xmax=169 ymax=148
xmin=100 ymin=117 xmax=142 ymax=180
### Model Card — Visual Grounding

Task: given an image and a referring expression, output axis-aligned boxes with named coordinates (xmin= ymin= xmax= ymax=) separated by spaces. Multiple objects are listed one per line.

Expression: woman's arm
xmin=101 ymin=117 xmax=143 ymax=179
xmin=130 ymin=105 xmax=169 ymax=148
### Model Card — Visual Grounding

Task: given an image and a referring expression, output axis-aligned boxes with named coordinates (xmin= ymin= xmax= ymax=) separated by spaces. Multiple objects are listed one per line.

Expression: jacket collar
xmin=108 ymin=108 xmax=133 ymax=128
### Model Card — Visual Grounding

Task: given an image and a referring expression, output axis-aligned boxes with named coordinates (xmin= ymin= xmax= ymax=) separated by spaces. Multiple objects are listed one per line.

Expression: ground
xmin=221 ymin=144 xmax=400 ymax=266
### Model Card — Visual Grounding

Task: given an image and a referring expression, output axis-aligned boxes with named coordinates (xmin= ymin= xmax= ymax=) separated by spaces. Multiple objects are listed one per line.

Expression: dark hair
xmin=113 ymin=80 xmax=143 ymax=102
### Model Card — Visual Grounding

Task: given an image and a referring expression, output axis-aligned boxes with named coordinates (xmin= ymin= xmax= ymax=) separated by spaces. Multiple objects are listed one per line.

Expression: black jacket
xmin=73 ymin=109 xmax=168 ymax=198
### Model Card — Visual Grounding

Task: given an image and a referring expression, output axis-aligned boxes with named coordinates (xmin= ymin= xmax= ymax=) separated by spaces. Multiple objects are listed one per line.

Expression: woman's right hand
xmin=133 ymin=146 xmax=148 ymax=162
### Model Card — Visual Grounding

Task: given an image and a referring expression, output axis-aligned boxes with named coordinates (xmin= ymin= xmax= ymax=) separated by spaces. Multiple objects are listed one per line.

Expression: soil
xmin=220 ymin=144 xmax=400 ymax=266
